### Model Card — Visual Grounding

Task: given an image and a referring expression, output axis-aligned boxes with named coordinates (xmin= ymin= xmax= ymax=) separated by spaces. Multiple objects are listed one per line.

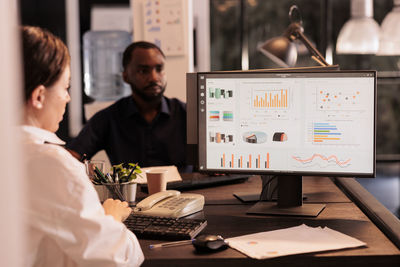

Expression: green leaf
xmin=110 ymin=162 xmax=141 ymax=184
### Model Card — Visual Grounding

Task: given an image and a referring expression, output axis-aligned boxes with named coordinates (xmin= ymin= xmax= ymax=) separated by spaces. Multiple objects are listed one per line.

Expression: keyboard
xmin=124 ymin=213 xmax=207 ymax=240
xmin=140 ymin=173 xmax=250 ymax=192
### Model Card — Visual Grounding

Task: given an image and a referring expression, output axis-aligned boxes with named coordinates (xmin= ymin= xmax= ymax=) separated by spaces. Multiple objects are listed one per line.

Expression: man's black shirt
xmin=67 ymin=96 xmax=189 ymax=172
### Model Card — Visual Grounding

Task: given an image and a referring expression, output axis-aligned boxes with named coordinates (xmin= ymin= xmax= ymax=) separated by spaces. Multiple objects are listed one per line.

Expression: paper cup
xmin=146 ymin=169 xmax=168 ymax=195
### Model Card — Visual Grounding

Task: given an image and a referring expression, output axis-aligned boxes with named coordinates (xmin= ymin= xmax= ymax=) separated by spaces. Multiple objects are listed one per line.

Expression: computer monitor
xmin=187 ymin=70 xmax=376 ymax=217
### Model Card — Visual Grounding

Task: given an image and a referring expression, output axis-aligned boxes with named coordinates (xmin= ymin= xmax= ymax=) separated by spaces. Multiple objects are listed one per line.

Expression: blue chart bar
xmin=313 ymin=122 xmax=342 ymax=143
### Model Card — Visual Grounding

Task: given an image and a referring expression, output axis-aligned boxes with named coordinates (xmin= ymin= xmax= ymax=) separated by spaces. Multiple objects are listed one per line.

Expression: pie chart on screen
xmin=242 ymin=131 xmax=267 ymax=144
xmin=273 ymin=132 xmax=288 ymax=142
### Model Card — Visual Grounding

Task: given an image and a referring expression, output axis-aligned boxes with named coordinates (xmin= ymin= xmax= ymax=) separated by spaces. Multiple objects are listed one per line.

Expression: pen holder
xmin=94 ymin=182 xmax=137 ymax=205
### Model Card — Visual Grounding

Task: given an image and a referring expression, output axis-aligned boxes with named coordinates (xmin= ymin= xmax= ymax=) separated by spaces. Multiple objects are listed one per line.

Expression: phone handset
xmin=135 ymin=190 xmax=181 ymax=211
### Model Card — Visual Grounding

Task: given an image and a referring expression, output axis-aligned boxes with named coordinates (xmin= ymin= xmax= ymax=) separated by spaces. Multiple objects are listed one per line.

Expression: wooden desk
xmin=138 ymin=176 xmax=400 ymax=267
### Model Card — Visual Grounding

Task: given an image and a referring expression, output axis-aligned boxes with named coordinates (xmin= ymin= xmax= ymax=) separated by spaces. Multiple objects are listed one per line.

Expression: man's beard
xmin=131 ymin=83 xmax=166 ymax=102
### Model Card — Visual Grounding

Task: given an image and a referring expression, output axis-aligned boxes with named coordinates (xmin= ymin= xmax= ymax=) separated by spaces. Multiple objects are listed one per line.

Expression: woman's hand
xmin=102 ymin=198 xmax=132 ymax=222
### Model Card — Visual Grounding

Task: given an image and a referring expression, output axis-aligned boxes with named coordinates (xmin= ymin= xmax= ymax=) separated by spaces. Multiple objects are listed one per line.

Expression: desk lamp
xmin=257 ymin=5 xmax=329 ymax=68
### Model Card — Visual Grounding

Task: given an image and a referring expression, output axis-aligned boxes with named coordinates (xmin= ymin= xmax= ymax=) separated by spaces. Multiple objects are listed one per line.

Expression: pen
xmin=113 ymin=185 xmax=126 ymax=202
xmin=127 ymin=164 xmax=137 ymax=180
xmin=94 ymin=167 xmax=108 ymax=183
xmin=149 ymin=239 xmax=194 ymax=249
xmin=106 ymin=173 xmax=114 ymax=183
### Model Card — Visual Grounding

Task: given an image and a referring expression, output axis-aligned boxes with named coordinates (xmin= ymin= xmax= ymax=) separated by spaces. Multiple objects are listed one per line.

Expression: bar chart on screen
xmin=213 ymin=152 xmax=271 ymax=169
xmin=208 ymin=87 xmax=234 ymax=99
xmin=252 ymin=89 xmax=289 ymax=109
xmin=311 ymin=122 xmax=342 ymax=143
xmin=307 ymin=121 xmax=361 ymax=146
xmin=208 ymin=131 xmax=234 ymax=144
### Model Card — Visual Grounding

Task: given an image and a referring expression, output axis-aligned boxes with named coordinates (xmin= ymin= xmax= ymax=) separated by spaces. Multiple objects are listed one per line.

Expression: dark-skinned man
xmin=67 ymin=41 xmax=190 ymax=172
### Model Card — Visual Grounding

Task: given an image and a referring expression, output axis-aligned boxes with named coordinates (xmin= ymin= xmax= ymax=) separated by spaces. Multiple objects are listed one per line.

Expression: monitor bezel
xmin=196 ymin=70 xmax=377 ymax=178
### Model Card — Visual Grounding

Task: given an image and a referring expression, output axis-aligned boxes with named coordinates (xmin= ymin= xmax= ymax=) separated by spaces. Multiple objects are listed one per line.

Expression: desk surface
xmin=137 ymin=176 xmax=400 ymax=267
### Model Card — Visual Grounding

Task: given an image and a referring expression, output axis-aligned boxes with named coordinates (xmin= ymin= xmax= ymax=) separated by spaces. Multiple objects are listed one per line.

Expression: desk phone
xmin=133 ymin=190 xmax=205 ymax=218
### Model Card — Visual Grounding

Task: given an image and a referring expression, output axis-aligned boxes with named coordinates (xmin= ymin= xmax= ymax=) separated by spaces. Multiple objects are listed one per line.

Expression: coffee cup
xmin=146 ymin=169 xmax=168 ymax=195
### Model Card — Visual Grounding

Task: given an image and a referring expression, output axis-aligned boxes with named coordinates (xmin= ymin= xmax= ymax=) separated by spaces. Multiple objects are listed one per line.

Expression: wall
xmin=0 ymin=1 xmax=25 ymax=266
xmin=131 ymin=0 xmax=194 ymax=101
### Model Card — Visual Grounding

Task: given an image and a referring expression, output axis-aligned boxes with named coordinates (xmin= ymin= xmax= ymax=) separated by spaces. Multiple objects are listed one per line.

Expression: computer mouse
xmin=192 ymin=234 xmax=228 ymax=252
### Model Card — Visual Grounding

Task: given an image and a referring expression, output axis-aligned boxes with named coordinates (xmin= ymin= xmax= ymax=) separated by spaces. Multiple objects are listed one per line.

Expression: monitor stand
xmin=246 ymin=175 xmax=325 ymax=217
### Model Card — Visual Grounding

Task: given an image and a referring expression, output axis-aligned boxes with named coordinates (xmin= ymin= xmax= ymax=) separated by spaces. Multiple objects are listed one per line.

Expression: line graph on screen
xmin=291 ymin=154 xmax=351 ymax=168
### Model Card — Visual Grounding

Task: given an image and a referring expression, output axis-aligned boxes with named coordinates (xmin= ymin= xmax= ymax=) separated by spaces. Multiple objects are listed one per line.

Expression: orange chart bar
xmin=219 ymin=153 xmax=270 ymax=169
xmin=253 ymin=89 xmax=288 ymax=108
xmin=314 ymin=137 xmax=341 ymax=140
xmin=313 ymin=123 xmax=342 ymax=143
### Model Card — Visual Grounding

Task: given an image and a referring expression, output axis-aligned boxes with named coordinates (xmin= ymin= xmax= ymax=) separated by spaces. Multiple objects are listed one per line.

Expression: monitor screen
xmin=196 ymin=71 xmax=376 ymax=178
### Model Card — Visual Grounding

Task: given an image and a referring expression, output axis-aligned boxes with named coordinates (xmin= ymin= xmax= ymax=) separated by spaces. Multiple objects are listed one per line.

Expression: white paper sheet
xmin=135 ymin=165 xmax=182 ymax=184
xmin=226 ymin=224 xmax=366 ymax=259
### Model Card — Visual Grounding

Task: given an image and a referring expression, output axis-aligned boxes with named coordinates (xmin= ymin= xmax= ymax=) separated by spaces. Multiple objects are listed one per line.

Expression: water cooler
xmin=83 ymin=30 xmax=132 ymax=101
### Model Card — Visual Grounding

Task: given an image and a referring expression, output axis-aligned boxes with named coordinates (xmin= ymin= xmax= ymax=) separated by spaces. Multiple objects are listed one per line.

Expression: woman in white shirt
xmin=20 ymin=26 xmax=144 ymax=267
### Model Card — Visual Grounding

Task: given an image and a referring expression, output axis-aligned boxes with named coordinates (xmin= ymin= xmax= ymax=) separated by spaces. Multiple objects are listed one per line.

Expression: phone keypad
xmin=159 ymin=197 xmax=193 ymax=210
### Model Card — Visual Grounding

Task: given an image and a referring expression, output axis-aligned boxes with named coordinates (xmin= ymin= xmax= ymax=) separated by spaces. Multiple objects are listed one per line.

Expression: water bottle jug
xmin=83 ymin=30 xmax=132 ymax=101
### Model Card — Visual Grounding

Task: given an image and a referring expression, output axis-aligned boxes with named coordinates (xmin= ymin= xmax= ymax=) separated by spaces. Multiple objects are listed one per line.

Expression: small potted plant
xmin=88 ymin=162 xmax=142 ymax=204
xmin=110 ymin=163 xmax=141 ymax=204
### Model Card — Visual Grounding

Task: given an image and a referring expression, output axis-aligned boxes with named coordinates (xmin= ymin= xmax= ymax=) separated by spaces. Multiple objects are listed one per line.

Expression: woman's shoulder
xmin=27 ymin=143 xmax=85 ymax=178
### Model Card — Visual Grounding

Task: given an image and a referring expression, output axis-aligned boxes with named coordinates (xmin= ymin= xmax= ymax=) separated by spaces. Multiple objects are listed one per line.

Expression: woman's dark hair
xmin=122 ymin=41 xmax=165 ymax=69
xmin=21 ymin=26 xmax=70 ymax=101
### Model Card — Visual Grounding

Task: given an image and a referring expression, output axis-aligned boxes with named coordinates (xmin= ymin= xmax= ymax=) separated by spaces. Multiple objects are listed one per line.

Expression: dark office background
xmin=210 ymin=0 xmax=400 ymax=157
xmin=210 ymin=0 xmax=400 ymax=217
xmin=19 ymin=0 xmax=130 ymax=143
xmin=19 ymin=0 xmax=400 ymax=217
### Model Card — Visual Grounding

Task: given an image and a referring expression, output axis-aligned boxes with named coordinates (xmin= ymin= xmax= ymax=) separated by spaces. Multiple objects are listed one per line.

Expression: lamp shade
xmin=377 ymin=0 xmax=400 ymax=55
xmin=258 ymin=5 xmax=329 ymax=67
xmin=336 ymin=0 xmax=380 ymax=54
xmin=257 ymin=37 xmax=297 ymax=67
